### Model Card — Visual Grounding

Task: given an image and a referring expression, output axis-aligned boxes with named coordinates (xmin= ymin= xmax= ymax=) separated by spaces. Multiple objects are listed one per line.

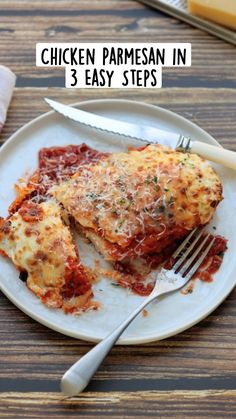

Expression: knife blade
xmin=44 ymin=97 xmax=180 ymax=148
xmin=44 ymin=98 xmax=236 ymax=170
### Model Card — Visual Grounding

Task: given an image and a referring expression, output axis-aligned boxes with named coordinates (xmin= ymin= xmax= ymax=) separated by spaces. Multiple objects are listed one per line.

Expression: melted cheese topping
xmin=51 ymin=144 xmax=223 ymax=260
xmin=0 ymin=200 xmax=93 ymax=312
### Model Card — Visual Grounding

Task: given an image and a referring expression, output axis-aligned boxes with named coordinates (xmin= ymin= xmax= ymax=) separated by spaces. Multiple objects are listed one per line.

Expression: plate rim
xmin=0 ymin=97 xmax=235 ymax=345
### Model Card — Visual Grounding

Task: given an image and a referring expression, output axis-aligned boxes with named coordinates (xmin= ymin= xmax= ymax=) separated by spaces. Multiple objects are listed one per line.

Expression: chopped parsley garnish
xmin=86 ymin=192 xmax=98 ymax=200
xmin=145 ymin=176 xmax=159 ymax=185
xmin=180 ymin=157 xmax=188 ymax=166
xmin=153 ymin=176 xmax=158 ymax=184
xmin=118 ymin=219 xmax=125 ymax=228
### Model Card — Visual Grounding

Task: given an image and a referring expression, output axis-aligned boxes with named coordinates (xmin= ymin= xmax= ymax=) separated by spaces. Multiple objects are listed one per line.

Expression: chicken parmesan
xmin=0 ymin=199 xmax=94 ymax=313
xmin=0 ymin=141 xmax=226 ymax=309
xmin=51 ymin=144 xmax=223 ymax=264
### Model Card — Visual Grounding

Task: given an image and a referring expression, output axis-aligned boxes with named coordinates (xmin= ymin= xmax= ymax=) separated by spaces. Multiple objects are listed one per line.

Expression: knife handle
xmin=176 ymin=136 xmax=236 ymax=170
xmin=191 ymin=141 xmax=236 ymax=170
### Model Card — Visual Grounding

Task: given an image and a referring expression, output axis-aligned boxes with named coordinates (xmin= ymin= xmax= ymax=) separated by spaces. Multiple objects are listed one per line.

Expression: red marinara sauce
xmin=196 ymin=235 xmax=227 ymax=282
xmin=163 ymin=234 xmax=227 ymax=284
xmin=131 ymin=282 xmax=154 ymax=296
xmin=9 ymin=144 xmax=108 ymax=215
xmin=61 ymin=256 xmax=92 ymax=300
xmin=119 ymin=235 xmax=227 ymax=297
xmin=39 ymin=143 xmax=109 ymax=192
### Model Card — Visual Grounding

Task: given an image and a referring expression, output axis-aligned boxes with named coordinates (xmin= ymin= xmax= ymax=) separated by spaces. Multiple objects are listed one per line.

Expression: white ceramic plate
xmin=0 ymin=99 xmax=235 ymax=344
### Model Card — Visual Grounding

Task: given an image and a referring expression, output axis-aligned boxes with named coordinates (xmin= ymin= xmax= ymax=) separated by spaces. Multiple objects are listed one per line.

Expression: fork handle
xmin=60 ymin=294 xmax=155 ymax=396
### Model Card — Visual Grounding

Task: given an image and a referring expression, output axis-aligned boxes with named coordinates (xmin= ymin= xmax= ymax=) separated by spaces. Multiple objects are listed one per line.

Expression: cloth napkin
xmin=0 ymin=65 xmax=16 ymax=132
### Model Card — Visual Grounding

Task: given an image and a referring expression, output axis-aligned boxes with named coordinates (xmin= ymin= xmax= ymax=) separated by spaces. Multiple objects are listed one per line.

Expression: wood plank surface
xmin=0 ymin=285 xmax=235 ymax=390
xmin=0 ymin=391 xmax=235 ymax=418
xmin=0 ymin=0 xmax=235 ymax=417
xmin=0 ymin=1 xmax=235 ymax=88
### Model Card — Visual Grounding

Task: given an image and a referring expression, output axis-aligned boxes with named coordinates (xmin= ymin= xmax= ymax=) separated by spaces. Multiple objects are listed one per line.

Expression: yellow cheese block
xmin=188 ymin=0 xmax=236 ymax=30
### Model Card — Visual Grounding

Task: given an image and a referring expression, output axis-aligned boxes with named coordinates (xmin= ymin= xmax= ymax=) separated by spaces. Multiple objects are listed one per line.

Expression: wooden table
xmin=0 ymin=1 xmax=235 ymax=417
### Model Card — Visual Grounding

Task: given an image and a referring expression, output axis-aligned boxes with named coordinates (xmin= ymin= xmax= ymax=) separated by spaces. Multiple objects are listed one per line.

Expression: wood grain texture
xmin=0 ymin=286 xmax=235 ymax=389
xmin=0 ymin=1 xmax=235 ymax=88
xmin=0 ymin=391 xmax=236 ymax=418
xmin=0 ymin=0 xmax=235 ymax=417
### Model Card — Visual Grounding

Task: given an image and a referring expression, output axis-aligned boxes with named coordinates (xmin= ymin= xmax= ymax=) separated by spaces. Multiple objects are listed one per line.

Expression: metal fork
xmin=61 ymin=228 xmax=215 ymax=396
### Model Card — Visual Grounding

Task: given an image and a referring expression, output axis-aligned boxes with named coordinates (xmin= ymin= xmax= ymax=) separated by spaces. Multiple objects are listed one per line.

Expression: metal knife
xmin=45 ymin=98 xmax=236 ymax=170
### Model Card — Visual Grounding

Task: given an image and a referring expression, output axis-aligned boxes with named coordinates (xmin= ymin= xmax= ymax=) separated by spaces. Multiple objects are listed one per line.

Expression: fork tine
xmin=172 ymin=227 xmax=198 ymax=259
xmin=172 ymin=229 xmax=204 ymax=271
xmin=184 ymin=237 xmax=215 ymax=281
xmin=178 ymin=232 xmax=211 ymax=276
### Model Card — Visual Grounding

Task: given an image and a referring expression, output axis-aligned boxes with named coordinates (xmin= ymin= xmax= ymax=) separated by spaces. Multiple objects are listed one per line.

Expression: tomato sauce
xmin=195 ymin=235 xmax=227 ymax=282
xmin=9 ymin=143 xmax=109 ymax=214
xmin=39 ymin=143 xmax=109 ymax=192
xmin=131 ymin=282 xmax=154 ymax=296
xmin=61 ymin=256 xmax=92 ymax=300
xmin=114 ymin=234 xmax=227 ymax=297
